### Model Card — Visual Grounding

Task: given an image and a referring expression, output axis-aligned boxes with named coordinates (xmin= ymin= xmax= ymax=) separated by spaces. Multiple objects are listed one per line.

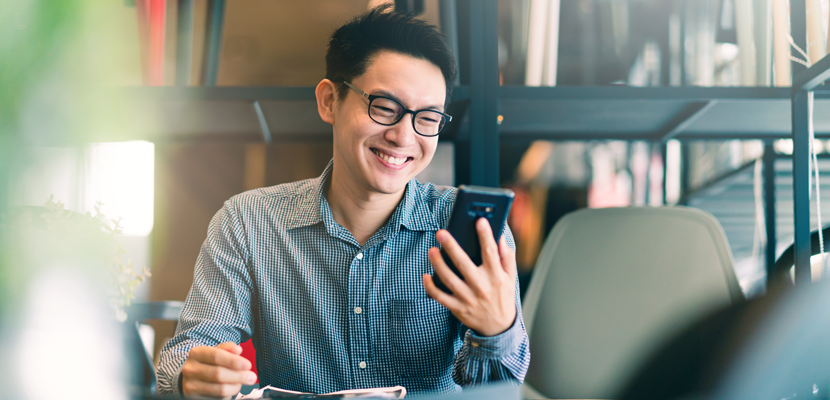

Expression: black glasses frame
xmin=343 ymin=81 xmax=452 ymax=137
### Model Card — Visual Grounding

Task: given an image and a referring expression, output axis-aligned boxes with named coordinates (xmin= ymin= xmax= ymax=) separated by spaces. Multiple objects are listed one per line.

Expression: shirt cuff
xmin=173 ymin=364 xmax=185 ymax=396
xmin=464 ymin=311 xmax=523 ymax=360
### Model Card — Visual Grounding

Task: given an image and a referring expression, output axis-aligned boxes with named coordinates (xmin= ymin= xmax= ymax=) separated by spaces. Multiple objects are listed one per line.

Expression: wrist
xmin=477 ymin=308 xmax=517 ymax=337
xmin=464 ymin=316 xmax=523 ymax=359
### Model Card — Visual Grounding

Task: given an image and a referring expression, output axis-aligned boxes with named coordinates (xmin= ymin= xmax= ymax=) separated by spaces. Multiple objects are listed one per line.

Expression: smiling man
xmin=157 ymin=6 xmax=529 ymax=397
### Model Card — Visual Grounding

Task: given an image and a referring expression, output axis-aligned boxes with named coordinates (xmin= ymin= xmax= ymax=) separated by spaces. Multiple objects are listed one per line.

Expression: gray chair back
xmin=521 ymin=207 xmax=743 ymax=399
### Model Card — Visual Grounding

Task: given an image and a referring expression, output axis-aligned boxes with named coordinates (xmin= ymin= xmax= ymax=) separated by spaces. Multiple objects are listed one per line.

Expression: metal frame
xmin=175 ymin=0 xmax=194 ymax=86
xmin=790 ymin=53 xmax=830 ymax=283
xmin=792 ymin=91 xmax=812 ymax=284
xmin=455 ymin=0 xmax=500 ymax=187
xmin=202 ymin=0 xmax=225 ymax=86
xmin=253 ymin=100 xmax=272 ymax=143
xmin=763 ymin=141 xmax=776 ymax=282
xmin=658 ymin=101 xmax=717 ymax=142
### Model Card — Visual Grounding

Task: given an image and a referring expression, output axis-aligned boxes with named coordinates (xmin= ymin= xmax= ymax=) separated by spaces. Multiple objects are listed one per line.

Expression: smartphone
xmin=432 ymin=185 xmax=515 ymax=295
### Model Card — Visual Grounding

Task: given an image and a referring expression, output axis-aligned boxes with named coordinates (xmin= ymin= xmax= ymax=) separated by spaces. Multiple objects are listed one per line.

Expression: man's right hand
xmin=181 ymin=342 xmax=258 ymax=398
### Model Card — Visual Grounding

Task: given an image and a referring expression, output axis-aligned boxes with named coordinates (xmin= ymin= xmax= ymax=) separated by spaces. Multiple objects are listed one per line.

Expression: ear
xmin=315 ymin=79 xmax=337 ymax=125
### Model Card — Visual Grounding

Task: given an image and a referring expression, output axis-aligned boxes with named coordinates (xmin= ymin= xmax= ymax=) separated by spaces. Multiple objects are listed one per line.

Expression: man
xmin=157 ymin=6 xmax=529 ymax=397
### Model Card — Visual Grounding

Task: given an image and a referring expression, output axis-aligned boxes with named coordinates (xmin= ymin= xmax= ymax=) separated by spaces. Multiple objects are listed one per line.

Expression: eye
xmin=373 ymin=105 xmax=397 ymax=114
xmin=417 ymin=113 xmax=442 ymax=124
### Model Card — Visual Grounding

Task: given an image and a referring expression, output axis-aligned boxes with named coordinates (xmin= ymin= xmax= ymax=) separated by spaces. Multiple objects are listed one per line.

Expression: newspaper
xmin=235 ymin=385 xmax=406 ymax=399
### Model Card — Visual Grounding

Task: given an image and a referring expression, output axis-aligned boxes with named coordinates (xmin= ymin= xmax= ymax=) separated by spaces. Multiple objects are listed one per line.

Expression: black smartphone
xmin=433 ymin=185 xmax=515 ymax=295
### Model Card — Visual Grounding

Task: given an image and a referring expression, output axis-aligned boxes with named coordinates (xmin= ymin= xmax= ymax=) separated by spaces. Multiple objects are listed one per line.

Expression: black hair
xmin=325 ymin=4 xmax=457 ymax=106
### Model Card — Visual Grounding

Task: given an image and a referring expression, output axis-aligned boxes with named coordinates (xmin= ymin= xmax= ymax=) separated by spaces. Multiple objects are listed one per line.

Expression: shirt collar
xmin=282 ymin=161 xmax=330 ymax=230
xmin=392 ymin=179 xmax=441 ymax=233
xmin=283 ymin=160 xmax=440 ymax=236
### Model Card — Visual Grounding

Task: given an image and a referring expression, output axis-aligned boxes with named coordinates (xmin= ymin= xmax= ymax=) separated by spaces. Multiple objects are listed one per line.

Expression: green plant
xmin=0 ymin=195 xmax=151 ymax=322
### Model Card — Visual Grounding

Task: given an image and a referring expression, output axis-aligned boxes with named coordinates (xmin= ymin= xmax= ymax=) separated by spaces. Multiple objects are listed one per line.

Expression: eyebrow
xmin=371 ymin=89 xmax=445 ymax=112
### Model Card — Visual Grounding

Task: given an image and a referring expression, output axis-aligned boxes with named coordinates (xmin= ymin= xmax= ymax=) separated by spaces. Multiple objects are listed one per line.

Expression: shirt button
xmin=356 ymin=253 xmax=364 ymax=260
xmin=359 ymin=361 xmax=367 ymax=369
xmin=354 ymin=307 xmax=363 ymax=314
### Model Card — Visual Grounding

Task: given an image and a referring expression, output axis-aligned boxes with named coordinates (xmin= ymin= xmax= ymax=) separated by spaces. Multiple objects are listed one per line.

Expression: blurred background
xmin=1 ymin=0 xmax=829 ymax=397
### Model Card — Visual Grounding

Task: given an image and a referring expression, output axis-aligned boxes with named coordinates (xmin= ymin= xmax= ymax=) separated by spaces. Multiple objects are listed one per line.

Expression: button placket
xmin=348 ymin=248 xmax=371 ymax=383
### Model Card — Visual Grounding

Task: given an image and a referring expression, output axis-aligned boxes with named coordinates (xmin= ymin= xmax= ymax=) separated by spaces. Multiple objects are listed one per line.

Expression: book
xmin=806 ymin=0 xmax=827 ymax=64
xmin=772 ymin=0 xmax=791 ymax=86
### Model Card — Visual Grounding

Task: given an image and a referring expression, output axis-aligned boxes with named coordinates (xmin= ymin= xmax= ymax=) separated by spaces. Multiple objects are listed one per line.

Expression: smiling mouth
xmin=371 ymin=148 xmax=413 ymax=166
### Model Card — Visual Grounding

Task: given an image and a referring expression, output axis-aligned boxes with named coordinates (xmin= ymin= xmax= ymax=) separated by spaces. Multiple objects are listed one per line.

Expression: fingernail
xmin=247 ymin=372 xmax=257 ymax=384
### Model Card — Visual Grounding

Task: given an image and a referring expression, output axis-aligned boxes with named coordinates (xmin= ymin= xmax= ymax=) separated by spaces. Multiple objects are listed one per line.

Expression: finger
xmin=428 ymin=247 xmax=475 ymax=301
xmin=435 ymin=229 xmax=480 ymax=282
xmin=422 ymin=273 xmax=465 ymax=312
xmin=476 ymin=218 xmax=502 ymax=274
xmin=215 ymin=341 xmax=243 ymax=355
xmin=184 ymin=362 xmax=258 ymax=385
xmin=499 ymin=235 xmax=518 ymax=279
xmin=190 ymin=346 xmax=251 ymax=371
xmin=182 ymin=379 xmax=242 ymax=399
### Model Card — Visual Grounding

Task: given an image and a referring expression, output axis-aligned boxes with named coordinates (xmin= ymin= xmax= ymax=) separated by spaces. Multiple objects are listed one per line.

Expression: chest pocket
xmin=389 ymin=298 xmax=455 ymax=380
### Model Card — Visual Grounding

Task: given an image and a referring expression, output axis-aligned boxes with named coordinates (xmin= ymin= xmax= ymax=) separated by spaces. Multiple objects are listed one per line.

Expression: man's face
xmin=331 ymin=50 xmax=446 ymax=196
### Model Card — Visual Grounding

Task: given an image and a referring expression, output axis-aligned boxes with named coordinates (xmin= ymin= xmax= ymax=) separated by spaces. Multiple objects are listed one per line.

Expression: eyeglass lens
xmin=369 ymin=97 xmax=446 ymax=136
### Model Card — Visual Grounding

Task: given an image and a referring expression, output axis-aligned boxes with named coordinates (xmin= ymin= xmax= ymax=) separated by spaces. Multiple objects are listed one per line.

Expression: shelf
xmin=499 ymin=86 xmax=830 ymax=142
xmin=118 ymin=86 xmax=330 ymax=142
xmin=107 ymin=86 xmax=471 ymax=143
xmin=75 ymin=84 xmax=830 ymax=144
xmin=683 ymin=157 xmax=830 ymax=262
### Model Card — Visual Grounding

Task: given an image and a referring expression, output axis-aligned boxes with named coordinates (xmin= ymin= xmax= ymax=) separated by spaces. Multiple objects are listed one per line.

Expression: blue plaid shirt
xmin=157 ymin=161 xmax=530 ymax=395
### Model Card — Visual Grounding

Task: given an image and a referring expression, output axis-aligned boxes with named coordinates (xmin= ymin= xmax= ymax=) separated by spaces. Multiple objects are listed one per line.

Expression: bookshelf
xmin=120 ymin=0 xmax=830 ymax=284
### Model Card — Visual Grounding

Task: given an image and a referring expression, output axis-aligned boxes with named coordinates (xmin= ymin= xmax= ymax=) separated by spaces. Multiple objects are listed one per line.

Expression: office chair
xmin=125 ymin=301 xmax=184 ymax=394
xmin=521 ymin=207 xmax=744 ymax=399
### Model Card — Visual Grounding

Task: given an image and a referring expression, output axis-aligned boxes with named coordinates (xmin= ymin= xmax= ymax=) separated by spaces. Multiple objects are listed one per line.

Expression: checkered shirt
xmin=156 ymin=161 xmax=530 ymax=395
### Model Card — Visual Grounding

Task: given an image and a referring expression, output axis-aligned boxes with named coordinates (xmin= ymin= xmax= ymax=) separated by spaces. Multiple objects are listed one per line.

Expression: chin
xmin=370 ymin=176 xmax=412 ymax=195
xmin=366 ymin=167 xmax=420 ymax=192
xmin=373 ymin=182 xmax=409 ymax=195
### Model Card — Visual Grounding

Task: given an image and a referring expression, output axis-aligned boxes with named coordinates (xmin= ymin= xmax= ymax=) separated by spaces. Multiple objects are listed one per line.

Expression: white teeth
xmin=373 ymin=149 xmax=406 ymax=166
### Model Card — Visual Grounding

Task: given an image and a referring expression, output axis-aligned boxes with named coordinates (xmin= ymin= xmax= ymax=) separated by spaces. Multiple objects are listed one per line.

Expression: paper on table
xmin=236 ymin=386 xmax=304 ymax=399
xmin=235 ymin=385 xmax=407 ymax=399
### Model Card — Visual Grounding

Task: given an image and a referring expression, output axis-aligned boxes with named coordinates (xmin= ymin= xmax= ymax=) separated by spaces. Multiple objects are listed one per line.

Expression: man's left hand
xmin=422 ymin=218 xmax=518 ymax=337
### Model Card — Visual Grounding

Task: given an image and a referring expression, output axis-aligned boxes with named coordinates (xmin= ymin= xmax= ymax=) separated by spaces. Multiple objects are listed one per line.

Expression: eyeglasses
xmin=343 ymin=81 xmax=452 ymax=137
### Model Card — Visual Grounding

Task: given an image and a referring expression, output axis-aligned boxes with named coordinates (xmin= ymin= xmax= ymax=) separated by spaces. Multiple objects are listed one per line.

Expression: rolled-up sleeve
xmin=157 ymin=200 xmax=255 ymax=395
xmin=451 ymin=226 xmax=531 ymax=386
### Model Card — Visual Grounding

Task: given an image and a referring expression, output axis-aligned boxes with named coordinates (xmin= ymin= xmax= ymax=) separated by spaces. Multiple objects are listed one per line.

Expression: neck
xmin=325 ymin=167 xmax=406 ymax=246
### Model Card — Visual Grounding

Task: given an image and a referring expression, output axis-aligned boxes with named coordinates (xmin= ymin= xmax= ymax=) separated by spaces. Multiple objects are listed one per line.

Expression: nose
xmin=384 ymin=112 xmax=418 ymax=147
